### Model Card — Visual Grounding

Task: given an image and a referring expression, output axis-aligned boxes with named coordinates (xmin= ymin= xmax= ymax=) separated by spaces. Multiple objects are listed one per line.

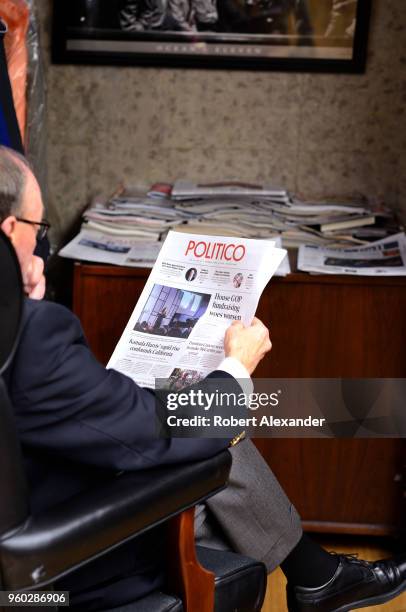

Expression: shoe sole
xmin=331 ymin=578 xmax=406 ymax=612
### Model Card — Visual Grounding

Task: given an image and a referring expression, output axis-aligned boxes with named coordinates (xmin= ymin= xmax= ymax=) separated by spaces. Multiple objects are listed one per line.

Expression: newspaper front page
xmin=107 ymin=231 xmax=286 ymax=388
xmin=298 ymin=233 xmax=406 ymax=276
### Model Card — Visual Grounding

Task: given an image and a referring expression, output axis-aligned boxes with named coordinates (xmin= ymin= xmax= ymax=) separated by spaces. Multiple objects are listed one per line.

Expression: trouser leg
xmin=195 ymin=439 xmax=303 ymax=573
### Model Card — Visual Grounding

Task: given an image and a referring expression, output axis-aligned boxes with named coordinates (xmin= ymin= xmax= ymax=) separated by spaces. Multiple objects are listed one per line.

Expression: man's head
xmin=0 ymin=146 xmax=46 ymax=298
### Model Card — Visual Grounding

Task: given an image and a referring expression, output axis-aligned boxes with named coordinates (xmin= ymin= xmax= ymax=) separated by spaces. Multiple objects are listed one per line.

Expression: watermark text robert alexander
xmin=166 ymin=414 xmax=326 ymax=428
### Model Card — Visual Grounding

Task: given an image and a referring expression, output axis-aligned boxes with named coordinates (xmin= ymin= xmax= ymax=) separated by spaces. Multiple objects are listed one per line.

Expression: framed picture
xmin=52 ymin=0 xmax=372 ymax=73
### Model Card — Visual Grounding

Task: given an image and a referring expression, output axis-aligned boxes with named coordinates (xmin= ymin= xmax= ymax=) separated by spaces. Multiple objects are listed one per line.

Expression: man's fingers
xmin=251 ymin=318 xmax=270 ymax=339
xmin=251 ymin=317 xmax=268 ymax=333
xmin=230 ymin=320 xmax=244 ymax=329
xmin=224 ymin=315 xmax=272 ymax=374
xmin=251 ymin=317 xmax=263 ymax=326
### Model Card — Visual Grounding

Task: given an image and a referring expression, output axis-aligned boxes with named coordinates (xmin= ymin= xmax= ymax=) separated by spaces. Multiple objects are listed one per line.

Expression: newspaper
xmin=298 ymin=233 xmax=406 ymax=276
xmin=107 ymin=231 xmax=286 ymax=388
xmin=172 ymin=180 xmax=289 ymax=201
xmin=58 ymin=229 xmax=163 ymax=267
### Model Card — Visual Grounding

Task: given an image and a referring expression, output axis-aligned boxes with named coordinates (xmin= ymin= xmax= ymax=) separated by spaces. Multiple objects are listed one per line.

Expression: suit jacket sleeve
xmin=9 ymin=299 xmax=230 ymax=472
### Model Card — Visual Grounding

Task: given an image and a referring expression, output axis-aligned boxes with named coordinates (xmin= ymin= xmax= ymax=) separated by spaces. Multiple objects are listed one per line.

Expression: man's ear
xmin=0 ymin=215 xmax=17 ymax=240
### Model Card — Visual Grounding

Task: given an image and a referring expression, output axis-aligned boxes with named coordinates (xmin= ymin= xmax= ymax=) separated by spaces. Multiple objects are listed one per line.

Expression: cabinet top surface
xmin=74 ymin=261 xmax=406 ymax=287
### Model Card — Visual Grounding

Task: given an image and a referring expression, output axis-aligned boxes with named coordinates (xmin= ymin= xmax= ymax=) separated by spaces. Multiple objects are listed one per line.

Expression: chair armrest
xmin=0 ymin=451 xmax=231 ymax=590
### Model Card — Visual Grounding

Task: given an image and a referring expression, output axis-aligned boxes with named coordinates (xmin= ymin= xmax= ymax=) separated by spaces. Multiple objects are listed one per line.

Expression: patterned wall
xmin=35 ymin=1 xmax=406 ymax=244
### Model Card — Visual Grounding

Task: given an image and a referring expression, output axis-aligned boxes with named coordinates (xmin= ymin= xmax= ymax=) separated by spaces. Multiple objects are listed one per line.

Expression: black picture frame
xmin=52 ymin=1 xmax=372 ymax=73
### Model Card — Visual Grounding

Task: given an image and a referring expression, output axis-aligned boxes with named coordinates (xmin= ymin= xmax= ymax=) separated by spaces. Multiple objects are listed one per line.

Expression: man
xmin=167 ymin=0 xmax=218 ymax=32
xmin=325 ymin=0 xmax=357 ymax=38
xmin=119 ymin=0 xmax=168 ymax=32
xmin=1 ymin=146 xmax=405 ymax=611
xmin=154 ymin=306 xmax=168 ymax=329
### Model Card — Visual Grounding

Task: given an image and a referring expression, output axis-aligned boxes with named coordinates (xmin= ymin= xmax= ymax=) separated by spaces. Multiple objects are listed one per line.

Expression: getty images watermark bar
xmin=155 ymin=378 xmax=406 ymax=439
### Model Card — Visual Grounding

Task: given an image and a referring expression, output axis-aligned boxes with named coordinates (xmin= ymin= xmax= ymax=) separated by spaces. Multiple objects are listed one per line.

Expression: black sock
xmin=280 ymin=534 xmax=339 ymax=588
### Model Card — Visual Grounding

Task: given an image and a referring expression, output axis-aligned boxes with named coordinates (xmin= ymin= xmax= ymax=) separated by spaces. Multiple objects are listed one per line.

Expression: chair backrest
xmin=0 ymin=231 xmax=23 ymax=375
xmin=0 ymin=231 xmax=29 ymax=535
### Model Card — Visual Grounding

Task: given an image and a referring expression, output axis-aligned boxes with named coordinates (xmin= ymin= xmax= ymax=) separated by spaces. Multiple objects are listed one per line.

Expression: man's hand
xmin=224 ymin=318 xmax=272 ymax=375
xmin=23 ymin=255 xmax=46 ymax=300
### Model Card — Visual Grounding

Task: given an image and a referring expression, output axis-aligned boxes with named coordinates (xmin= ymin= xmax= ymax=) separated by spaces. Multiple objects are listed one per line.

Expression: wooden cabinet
xmin=73 ymin=262 xmax=406 ymax=536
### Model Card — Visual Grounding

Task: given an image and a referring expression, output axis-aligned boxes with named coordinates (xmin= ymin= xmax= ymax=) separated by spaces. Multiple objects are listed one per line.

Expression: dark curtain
xmin=0 ymin=20 xmax=24 ymax=154
xmin=0 ymin=18 xmax=49 ymax=261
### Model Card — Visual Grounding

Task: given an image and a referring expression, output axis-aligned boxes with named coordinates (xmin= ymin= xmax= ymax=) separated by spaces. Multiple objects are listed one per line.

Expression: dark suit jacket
xmin=5 ymin=298 xmax=230 ymax=609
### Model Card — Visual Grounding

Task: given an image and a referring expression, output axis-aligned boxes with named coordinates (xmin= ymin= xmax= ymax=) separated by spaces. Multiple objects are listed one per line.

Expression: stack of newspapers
xmin=59 ymin=180 xmax=405 ymax=275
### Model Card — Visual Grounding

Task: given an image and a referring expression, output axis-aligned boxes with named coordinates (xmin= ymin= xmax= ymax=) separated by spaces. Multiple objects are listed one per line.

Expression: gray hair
xmin=0 ymin=146 xmax=31 ymax=221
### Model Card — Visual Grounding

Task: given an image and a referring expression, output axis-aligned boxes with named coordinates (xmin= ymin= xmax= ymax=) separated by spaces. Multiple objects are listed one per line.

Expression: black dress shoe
xmin=287 ymin=554 xmax=406 ymax=612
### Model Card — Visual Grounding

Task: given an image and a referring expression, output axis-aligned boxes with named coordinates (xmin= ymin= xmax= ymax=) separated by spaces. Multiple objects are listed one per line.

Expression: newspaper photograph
xmin=298 ymin=233 xmax=406 ymax=276
xmin=107 ymin=231 xmax=286 ymax=388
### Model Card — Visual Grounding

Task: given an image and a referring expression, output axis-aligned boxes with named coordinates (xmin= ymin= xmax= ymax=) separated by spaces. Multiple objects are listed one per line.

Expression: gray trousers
xmin=195 ymin=440 xmax=303 ymax=573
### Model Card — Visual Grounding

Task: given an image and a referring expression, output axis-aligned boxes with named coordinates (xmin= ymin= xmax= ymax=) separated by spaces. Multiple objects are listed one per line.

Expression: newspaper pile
xmin=81 ymin=191 xmax=188 ymax=241
xmin=59 ymin=180 xmax=403 ymax=276
xmin=108 ymin=231 xmax=286 ymax=388
xmin=170 ymin=181 xmax=398 ymax=248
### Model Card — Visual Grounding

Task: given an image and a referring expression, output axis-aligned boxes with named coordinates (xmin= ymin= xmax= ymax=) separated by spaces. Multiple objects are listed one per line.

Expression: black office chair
xmin=0 ymin=231 xmax=266 ymax=612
